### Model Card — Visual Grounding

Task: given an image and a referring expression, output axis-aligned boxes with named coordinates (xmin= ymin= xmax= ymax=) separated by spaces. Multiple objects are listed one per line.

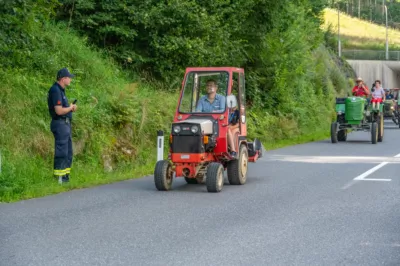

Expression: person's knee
xmin=55 ymin=139 xmax=69 ymax=158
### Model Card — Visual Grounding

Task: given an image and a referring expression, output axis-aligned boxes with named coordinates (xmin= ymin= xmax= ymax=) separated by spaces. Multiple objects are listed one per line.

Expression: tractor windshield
xmin=178 ymin=71 xmax=229 ymax=114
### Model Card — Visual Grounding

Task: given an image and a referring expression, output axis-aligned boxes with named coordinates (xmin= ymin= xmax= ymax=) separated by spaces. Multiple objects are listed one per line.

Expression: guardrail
xmin=342 ymin=50 xmax=400 ymax=61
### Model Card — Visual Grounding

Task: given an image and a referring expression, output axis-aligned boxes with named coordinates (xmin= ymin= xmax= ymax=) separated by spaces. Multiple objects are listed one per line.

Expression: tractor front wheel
xmin=338 ymin=129 xmax=347 ymax=141
xmin=371 ymin=122 xmax=378 ymax=144
xmin=331 ymin=122 xmax=338 ymax=143
xmin=378 ymin=113 xmax=384 ymax=142
xmin=154 ymin=160 xmax=173 ymax=191
xmin=206 ymin=163 xmax=224 ymax=193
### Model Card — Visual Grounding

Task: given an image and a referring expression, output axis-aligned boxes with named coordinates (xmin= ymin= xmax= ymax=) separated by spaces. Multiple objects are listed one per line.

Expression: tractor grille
xmin=172 ymin=135 xmax=204 ymax=153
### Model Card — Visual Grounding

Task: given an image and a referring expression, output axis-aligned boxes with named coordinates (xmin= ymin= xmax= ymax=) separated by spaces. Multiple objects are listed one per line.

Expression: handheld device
xmin=73 ymin=99 xmax=78 ymax=104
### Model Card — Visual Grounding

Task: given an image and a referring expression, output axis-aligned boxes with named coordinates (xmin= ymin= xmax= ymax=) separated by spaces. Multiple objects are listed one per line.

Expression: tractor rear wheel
xmin=154 ymin=160 xmax=173 ymax=191
xmin=378 ymin=113 xmax=384 ymax=142
xmin=206 ymin=163 xmax=224 ymax=193
xmin=227 ymin=144 xmax=249 ymax=185
xmin=331 ymin=122 xmax=338 ymax=143
xmin=371 ymin=122 xmax=378 ymax=144
xmin=338 ymin=130 xmax=347 ymax=141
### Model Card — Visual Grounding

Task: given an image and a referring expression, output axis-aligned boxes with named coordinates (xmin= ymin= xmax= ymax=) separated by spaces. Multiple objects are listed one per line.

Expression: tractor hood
xmin=172 ymin=118 xmax=214 ymax=135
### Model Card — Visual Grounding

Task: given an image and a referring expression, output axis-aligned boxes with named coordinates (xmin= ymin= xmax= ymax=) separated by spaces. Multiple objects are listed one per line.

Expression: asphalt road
xmin=2 ymin=119 xmax=400 ymax=266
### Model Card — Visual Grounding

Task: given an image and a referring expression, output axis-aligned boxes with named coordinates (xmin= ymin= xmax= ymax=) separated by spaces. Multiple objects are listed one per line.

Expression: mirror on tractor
xmin=227 ymin=94 xmax=238 ymax=109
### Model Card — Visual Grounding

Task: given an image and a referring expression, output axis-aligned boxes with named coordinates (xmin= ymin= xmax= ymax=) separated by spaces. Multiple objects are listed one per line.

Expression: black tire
xmin=227 ymin=144 xmax=249 ymax=185
xmin=378 ymin=113 xmax=384 ymax=142
xmin=184 ymin=177 xmax=198 ymax=184
xmin=331 ymin=122 xmax=338 ymax=143
xmin=154 ymin=160 xmax=173 ymax=191
xmin=338 ymin=130 xmax=347 ymax=141
xmin=206 ymin=163 xmax=224 ymax=193
xmin=371 ymin=122 xmax=378 ymax=144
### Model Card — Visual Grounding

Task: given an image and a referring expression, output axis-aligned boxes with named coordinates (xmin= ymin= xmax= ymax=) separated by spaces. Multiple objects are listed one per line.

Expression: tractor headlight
xmin=191 ymin=125 xmax=199 ymax=133
xmin=173 ymin=125 xmax=181 ymax=133
xmin=391 ymin=106 xmax=394 ymax=110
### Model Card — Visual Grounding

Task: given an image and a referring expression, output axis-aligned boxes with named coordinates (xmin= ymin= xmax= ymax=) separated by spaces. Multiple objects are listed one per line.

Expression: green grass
xmin=322 ymin=8 xmax=400 ymax=50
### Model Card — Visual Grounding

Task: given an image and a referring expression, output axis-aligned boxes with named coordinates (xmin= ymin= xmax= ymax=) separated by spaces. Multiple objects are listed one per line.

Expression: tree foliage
xmin=0 ymin=0 xmax=60 ymax=68
xmin=55 ymin=0 xmax=331 ymax=103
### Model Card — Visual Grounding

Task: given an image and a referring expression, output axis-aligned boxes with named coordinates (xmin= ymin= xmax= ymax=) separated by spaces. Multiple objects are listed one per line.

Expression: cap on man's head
xmin=57 ymin=67 xmax=75 ymax=80
xmin=356 ymin=77 xmax=363 ymax=81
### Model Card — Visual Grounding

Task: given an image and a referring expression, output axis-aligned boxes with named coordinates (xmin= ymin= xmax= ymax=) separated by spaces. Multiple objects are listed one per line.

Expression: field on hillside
xmin=323 ymin=8 xmax=400 ymax=51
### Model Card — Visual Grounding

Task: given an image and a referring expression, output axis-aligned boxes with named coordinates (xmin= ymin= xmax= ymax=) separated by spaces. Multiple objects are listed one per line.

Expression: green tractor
xmin=392 ymin=96 xmax=400 ymax=128
xmin=331 ymin=96 xmax=384 ymax=144
xmin=383 ymin=99 xmax=396 ymax=118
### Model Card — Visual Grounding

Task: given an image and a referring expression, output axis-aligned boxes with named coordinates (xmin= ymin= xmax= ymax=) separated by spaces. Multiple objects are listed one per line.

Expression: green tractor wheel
xmin=338 ymin=129 xmax=347 ymax=141
xmin=378 ymin=113 xmax=384 ymax=142
xmin=371 ymin=122 xmax=378 ymax=144
xmin=331 ymin=122 xmax=338 ymax=143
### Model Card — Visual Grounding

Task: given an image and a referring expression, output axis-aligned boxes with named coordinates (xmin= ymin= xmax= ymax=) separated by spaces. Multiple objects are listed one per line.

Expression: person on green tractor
xmin=371 ymin=80 xmax=385 ymax=110
xmin=385 ymin=88 xmax=394 ymax=100
xmin=352 ymin=77 xmax=370 ymax=97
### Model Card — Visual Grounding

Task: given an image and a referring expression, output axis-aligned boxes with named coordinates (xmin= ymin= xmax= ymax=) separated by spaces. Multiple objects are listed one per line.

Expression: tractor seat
xmin=335 ymin=98 xmax=347 ymax=104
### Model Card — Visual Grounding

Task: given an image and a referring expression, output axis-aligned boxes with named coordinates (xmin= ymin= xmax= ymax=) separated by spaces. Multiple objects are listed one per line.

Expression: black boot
xmin=62 ymin=174 xmax=70 ymax=183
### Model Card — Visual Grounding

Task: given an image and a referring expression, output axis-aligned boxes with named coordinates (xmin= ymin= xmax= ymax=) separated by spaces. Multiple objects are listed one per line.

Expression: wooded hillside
xmin=0 ymin=0 xmax=353 ymax=202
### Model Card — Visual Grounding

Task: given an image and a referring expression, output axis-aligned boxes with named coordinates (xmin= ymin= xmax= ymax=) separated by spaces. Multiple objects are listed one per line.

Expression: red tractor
xmin=154 ymin=67 xmax=263 ymax=193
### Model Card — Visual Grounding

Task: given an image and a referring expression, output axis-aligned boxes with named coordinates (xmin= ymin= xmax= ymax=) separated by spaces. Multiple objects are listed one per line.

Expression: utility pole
xmin=338 ymin=2 xmax=341 ymax=57
xmin=385 ymin=5 xmax=389 ymax=60
xmin=370 ymin=0 xmax=372 ymax=21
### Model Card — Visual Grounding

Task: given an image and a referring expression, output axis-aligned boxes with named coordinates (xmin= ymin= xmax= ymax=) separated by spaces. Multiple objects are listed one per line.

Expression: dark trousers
xmin=51 ymin=119 xmax=73 ymax=177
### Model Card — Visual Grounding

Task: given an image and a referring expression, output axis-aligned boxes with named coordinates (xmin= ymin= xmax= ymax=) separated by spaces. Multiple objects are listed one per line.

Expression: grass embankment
xmin=0 ymin=23 xmax=178 ymax=202
xmin=322 ymin=8 xmax=400 ymax=50
xmin=0 ymin=21 xmax=349 ymax=203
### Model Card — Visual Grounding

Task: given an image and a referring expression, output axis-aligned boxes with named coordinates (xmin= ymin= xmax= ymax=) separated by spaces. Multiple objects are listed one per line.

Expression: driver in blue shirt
xmin=196 ymin=79 xmax=226 ymax=112
xmin=385 ymin=89 xmax=394 ymax=100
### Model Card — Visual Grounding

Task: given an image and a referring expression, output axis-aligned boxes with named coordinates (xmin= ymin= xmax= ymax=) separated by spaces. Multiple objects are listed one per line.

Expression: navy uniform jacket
xmin=47 ymin=82 xmax=72 ymax=120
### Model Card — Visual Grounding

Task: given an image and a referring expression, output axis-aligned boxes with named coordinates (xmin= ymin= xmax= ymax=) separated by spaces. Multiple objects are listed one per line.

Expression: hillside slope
xmin=0 ymin=22 xmax=179 ymax=202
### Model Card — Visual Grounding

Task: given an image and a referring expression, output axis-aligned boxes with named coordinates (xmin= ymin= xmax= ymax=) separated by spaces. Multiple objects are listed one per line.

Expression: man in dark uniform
xmin=47 ymin=68 xmax=77 ymax=183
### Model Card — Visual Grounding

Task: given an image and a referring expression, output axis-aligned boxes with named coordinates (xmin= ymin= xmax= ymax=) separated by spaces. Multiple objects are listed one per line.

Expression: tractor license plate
xmin=181 ymin=155 xmax=190 ymax=159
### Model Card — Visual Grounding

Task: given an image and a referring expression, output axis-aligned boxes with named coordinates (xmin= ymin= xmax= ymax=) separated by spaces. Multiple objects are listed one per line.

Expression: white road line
xmin=353 ymin=162 xmax=391 ymax=181
xmin=341 ymin=152 xmax=400 ymax=190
